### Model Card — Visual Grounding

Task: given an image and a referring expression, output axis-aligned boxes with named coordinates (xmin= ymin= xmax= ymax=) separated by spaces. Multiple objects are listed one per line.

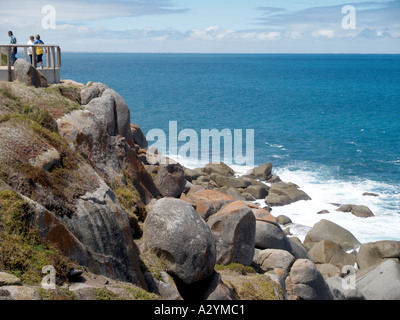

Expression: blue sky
xmin=1 ymin=0 xmax=399 ymax=53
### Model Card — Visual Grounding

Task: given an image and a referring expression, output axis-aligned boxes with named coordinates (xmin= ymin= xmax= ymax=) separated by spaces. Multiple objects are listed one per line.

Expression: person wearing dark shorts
xmin=34 ymin=34 xmax=47 ymax=68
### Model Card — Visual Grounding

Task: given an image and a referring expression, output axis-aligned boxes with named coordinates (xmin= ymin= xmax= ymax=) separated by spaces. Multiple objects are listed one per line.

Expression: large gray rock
xmin=210 ymin=173 xmax=251 ymax=189
xmin=80 ymin=82 xmax=108 ymax=105
xmin=356 ymin=240 xmax=400 ymax=269
xmin=257 ymin=249 xmax=295 ymax=273
xmin=250 ymin=162 xmax=273 ymax=181
xmin=57 ymin=108 xmax=158 ymax=202
xmin=303 ymin=219 xmax=361 ymax=251
xmin=0 ymin=272 xmax=21 ymax=286
xmin=144 ymin=271 xmax=182 ymax=300
xmin=204 ymin=162 xmax=235 ymax=176
xmin=245 ymin=184 xmax=269 ymax=199
xmin=356 ymin=260 xmax=400 ymax=300
xmin=155 ymin=163 xmax=186 ymax=198
xmin=326 ymin=275 xmax=365 ymax=300
xmin=143 ymin=198 xmax=216 ymax=284
xmin=85 ymin=87 xmax=134 ymax=147
xmin=1 ymin=286 xmax=41 ymax=300
xmin=265 ymin=182 xmax=311 ymax=207
xmin=61 ymin=176 xmax=146 ymax=286
xmin=14 ymin=59 xmax=47 ymax=88
xmin=285 ymin=259 xmax=333 ymax=300
xmin=308 ymin=240 xmax=356 ymax=269
xmin=130 ymin=123 xmax=148 ymax=149
xmin=336 ymin=204 xmax=375 ymax=218
xmin=207 ymin=201 xmax=256 ymax=266
xmin=255 ymin=220 xmax=291 ymax=251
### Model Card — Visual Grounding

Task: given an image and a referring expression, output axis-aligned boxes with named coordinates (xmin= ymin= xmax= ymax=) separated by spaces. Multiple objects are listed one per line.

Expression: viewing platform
xmin=0 ymin=44 xmax=61 ymax=84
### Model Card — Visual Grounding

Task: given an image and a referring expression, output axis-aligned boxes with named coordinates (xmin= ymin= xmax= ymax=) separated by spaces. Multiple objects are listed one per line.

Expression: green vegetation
xmin=94 ymin=287 xmax=122 ymax=300
xmin=122 ymin=285 xmax=161 ymax=300
xmin=1 ymin=54 xmax=7 ymax=66
xmin=0 ymin=82 xmax=82 ymax=124
xmin=0 ymin=190 xmax=75 ymax=284
xmin=113 ymin=178 xmax=147 ymax=223
xmin=223 ymin=274 xmax=281 ymax=300
xmin=214 ymin=263 xmax=256 ymax=275
xmin=38 ymin=287 xmax=78 ymax=300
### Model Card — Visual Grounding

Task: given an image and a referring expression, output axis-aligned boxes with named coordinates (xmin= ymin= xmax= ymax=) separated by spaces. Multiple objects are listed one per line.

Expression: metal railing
xmin=0 ymin=44 xmax=61 ymax=82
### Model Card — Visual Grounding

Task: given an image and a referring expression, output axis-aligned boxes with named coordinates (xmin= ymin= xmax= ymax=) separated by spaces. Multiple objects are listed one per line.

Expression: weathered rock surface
xmin=130 ymin=123 xmax=148 ymax=149
xmin=207 ymin=201 xmax=256 ymax=265
xmin=155 ymin=163 xmax=186 ymax=198
xmin=285 ymin=259 xmax=333 ymax=300
xmin=304 ymin=219 xmax=361 ymax=251
xmin=62 ymin=177 xmax=146 ymax=285
xmin=255 ymin=220 xmax=291 ymax=251
xmin=336 ymin=204 xmax=375 ymax=218
xmin=58 ymin=96 xmax=158 ymax=202
xmin=210 ymin=173 xmax=251 ymax=189
xmin=257 ymin=249 xmax=295 ymax=273
xmin=249 ymin=162 xmax=273 ymax=181
xmin=0 ymin=272 xmax=21 ymax=286
xmin=204 ymin=162 xmax=235 ymax=177
xmin=245 ymin=184 xmax=269 ymax=199
xmin=308 ymin=240 xmax=356 ymax=269
xmin=80 ymin=82 xmax=108 ymax=105
xmin=143 ymin=198 xmax=216 ymax=284
xmin=14 ymin=59 xmax=47 ymax=88
xmin=356 ymin=260 xmax=400 ymax=300
xmin=265 ymin=182 xmax=311 ymax=206
xmin=144 ymin=271 xmax=182 ymax=300
xmin=326 ymin=275 xmax=365 ymax=300
xmin=1 ymin=285 xmax=41 ymax=300
xmin=181 ymin=189 xmax=234 ymax=219
xmin=356 ymin=240 xmax=400 ymax=269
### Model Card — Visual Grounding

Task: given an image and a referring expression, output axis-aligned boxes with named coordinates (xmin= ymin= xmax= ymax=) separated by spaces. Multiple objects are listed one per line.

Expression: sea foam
xmin=172 ymin=154 xmax=400 ymax=244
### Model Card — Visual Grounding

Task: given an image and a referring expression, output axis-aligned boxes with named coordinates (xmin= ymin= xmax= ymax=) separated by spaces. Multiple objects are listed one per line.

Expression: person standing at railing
xmin=27 ymin=35 xmax=35 ymax=64
xmin=34 ymin=34 xmax=47 ymax=69
xmin=8 ymin=31 xmax=17 ymax=65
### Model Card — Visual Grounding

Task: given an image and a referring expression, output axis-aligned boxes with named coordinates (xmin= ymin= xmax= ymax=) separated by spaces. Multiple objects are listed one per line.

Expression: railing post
xmin=32 ymin=46 xmax=37 ymax=67
xmin=51 ymin=46 xmax=55 ymax=69
xmin=7 ymin=45 xmax=12 ymax=82
xmin=46 ymin=46 xmax=50 ymax=69
xmin=56 ymin=46 xmax=61 ymax=68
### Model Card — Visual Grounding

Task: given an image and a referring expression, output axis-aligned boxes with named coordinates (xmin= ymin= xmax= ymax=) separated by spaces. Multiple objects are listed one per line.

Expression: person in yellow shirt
xmin=34 ymin=34 xmax=47 ymax=68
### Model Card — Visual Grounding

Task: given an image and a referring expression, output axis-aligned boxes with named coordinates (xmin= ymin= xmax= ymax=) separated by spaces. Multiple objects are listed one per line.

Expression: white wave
xmin=169 ymin=154 xmax=400 ymax=244
xmin=266 ymin=165 xmax=400 ymax=244
xmin=265 ymin=141 xmax=286 ymax=150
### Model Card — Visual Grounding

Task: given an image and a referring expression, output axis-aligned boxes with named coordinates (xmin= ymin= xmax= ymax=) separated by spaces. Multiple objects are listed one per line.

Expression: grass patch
xmin=0 ymin=190 xmax=75 ymax=284
xmin=0 ymin=115 xmax=97 ymax=217
xmin=1 ymin=54 xmax=7 ymax=66
xmin=214 ymin=263 xmax=256 ymax=275
xmin=122 ymin=285 xmax=161 ymax=300
xmin=38 ymin=287 xmax=78 ymax=300
xmin=224 ymin=274 xmax=280 ymax=300
xmin=94 ymin=287 xmax=122 ymax=300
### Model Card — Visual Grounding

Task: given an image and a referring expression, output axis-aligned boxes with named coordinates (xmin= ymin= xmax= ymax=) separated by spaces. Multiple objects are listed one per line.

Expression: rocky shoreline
xmin=0 ymin=75 xmax=399 ymax=300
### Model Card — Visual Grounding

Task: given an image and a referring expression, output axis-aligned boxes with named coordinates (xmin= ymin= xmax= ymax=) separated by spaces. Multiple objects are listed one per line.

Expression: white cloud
xmin=312 ymin=29 xmax=335 ymax=39
xmin=188 ymin=26 xmax=281 ymax=41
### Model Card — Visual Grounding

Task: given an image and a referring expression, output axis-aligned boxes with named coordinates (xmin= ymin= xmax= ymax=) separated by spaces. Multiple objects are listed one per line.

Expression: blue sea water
xmin=61 ymin=53 xmax=400 ymax=243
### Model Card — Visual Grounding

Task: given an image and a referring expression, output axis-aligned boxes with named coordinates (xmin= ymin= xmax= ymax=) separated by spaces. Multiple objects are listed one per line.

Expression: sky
xmin=1 ymin=0 xmax=399 ymax=53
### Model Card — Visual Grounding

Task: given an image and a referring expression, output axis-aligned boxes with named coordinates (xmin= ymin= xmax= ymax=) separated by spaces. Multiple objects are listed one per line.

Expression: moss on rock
xmin=0 ymin=190 xmax=75 ymax=284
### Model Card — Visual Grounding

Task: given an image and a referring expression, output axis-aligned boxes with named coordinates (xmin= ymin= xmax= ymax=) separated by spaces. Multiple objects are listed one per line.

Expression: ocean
xmin=61 ymin=53 xmax=400 ymax=244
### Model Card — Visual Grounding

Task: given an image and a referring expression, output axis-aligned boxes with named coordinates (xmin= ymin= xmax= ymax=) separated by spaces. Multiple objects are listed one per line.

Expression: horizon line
xmin=62 ymin=51 xmax=400 ymax=55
